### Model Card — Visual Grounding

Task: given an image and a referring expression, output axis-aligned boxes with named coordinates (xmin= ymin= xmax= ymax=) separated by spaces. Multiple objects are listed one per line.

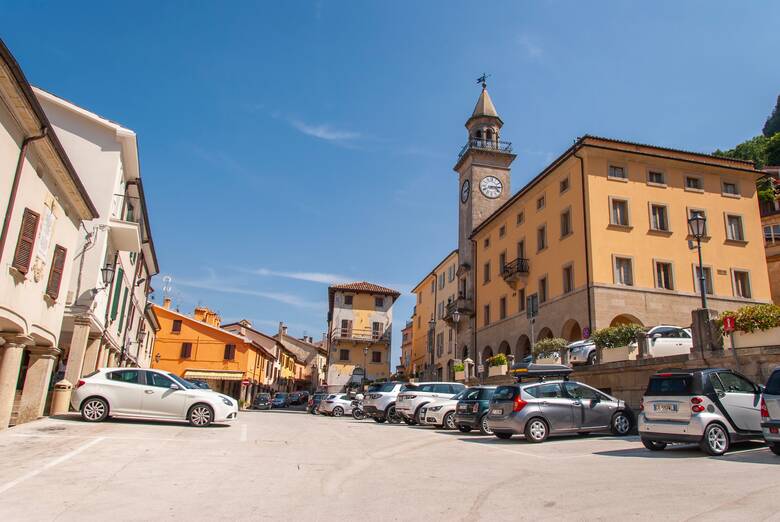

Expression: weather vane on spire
xmin=476 ymin=73 xmax=490 ymax=88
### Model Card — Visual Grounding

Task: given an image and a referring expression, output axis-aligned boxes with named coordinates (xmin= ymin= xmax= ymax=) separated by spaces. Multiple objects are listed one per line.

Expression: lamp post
xmin=688 ymin=214 xmax=708 ymax=309
xmin=451 ymin=311 xmax=461 ymax=381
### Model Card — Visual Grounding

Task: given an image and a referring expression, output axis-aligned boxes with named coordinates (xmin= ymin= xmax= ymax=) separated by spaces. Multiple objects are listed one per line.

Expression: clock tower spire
xmin=451 ymin=79 xmax=516 ymax=369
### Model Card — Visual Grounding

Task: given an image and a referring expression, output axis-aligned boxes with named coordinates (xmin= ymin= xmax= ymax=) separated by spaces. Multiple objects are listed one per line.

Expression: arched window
xmin=474 ymin=130 xmax=483 ymax=140
xmin=486 ymin=128 xmax=494 ymax=142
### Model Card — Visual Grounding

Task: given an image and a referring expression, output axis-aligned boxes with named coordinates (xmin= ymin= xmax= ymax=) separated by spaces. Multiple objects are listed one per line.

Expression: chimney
xmin=279 ymin=321 xmax=288 ymax=339
xmin=193 ymin=306 xmax=208 ymax=322
xmin=162 ymin=297 xmax=172 ymax=309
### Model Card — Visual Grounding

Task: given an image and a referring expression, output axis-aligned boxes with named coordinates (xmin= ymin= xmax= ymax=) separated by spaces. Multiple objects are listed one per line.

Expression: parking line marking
xmin=0 ymin=436 xmax=104 ymax=495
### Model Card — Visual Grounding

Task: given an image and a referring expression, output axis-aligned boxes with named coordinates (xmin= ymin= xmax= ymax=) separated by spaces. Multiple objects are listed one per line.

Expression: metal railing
xmin=330 ymin=327 xmax=390 ymax=343
xmin=501 ymin=258 xmax=529 ymax=280
xmin=445 ymin=297 xmax=474 ymax=321
xmin=459 ymin=138 xmax=513 ymax=157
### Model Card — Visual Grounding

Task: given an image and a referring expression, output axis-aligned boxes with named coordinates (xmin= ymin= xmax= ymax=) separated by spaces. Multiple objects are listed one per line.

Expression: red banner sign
xmin=723 ymin=316 xmax=736 ymax=333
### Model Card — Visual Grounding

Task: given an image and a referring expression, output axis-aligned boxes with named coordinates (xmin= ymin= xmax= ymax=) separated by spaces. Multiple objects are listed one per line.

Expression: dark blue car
xmin=271 ymin=393 xmax=289 ymax=408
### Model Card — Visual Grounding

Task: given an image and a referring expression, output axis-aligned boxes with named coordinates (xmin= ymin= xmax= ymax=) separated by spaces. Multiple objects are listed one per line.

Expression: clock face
xmin=461 ymin=179 xmax=471 ymax=203
xmin=480 ymin=176 xmax=503 ymax=199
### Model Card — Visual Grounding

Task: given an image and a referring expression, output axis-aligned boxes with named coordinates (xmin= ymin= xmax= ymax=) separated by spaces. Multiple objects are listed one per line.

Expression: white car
xmin=418 ymin=389 xmax=468 ymax=429
xmin=568 ymin=340 xmax=596 ymax=365
xmin=634 ymin=325 xmax=693 ymax=357
xmin=72 ymin=368 xmax=238 ymax=427
xmin=396 ymin=382 xmax=466 ymax=425
xmin=317 ymin=394 xmax=354 ymax=416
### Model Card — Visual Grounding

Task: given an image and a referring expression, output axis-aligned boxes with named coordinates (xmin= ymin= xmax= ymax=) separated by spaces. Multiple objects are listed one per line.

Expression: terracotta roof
xmin=328 ymin=281 xmax=400 ymax=296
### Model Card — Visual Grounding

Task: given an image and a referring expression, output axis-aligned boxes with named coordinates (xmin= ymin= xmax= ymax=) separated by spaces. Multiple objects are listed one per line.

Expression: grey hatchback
xmin=487 ymin=379 xmax=632 ymax=442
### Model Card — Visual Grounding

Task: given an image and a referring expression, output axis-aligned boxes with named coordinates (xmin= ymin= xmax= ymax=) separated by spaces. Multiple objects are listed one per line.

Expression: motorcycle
xmin=351 ymin=400 xmax=366 ymax=420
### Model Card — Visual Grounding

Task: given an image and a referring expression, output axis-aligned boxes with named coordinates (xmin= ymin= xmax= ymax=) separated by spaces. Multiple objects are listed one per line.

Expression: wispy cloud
xmin=518 ymin=34 xmax=543 ymax=60
xmin=174 ymin=273 xmax=324 ymax=310
xmin=288 ymin=118 xmax=361 ymax=143
xmin=243 ymin=267 xmax=352 ymax=285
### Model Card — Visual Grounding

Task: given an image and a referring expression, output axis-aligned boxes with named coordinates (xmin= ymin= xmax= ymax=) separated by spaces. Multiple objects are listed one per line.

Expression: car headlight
xmin=220 ymin=396 xmax=233 ymax=406
xmin=429 ymin=405 xmax=442 ymax=411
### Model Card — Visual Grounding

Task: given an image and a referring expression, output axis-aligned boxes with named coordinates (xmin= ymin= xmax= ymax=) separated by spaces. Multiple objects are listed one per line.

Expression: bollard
xmin=50 ymin=379 xmax=73 ymax=416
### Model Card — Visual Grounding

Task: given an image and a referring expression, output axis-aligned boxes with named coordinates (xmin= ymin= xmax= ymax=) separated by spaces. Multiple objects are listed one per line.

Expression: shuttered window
xmin=224 ymin=344 xmax=236 ymax=360
xmin=110 ymin=267 xmax=124 ymax=320
xmin=12 ymin=208 xmax=39 ymax=274
xmin=180 ymin=342 xmax=192 ymax=358
xmin=117 ymin=288 xmax=129 ymax=334
xmin=45 ymin=245 xmax=67 ymax=300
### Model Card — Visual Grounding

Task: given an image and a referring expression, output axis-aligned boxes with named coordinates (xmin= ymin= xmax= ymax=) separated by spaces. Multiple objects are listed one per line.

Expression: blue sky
xmin=2 ymin=1 xmax=778 ymax=364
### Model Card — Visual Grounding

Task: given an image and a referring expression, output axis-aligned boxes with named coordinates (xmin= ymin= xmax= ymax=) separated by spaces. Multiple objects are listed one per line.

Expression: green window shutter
xmin=110 ymin=267 xmax=124 ymax=321
xmin=117 ymin=287 xmax=129 ymax=335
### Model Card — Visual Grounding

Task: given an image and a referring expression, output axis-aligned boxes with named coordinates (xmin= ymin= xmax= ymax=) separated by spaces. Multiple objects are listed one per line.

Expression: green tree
xmin=714 ymin=135 xmax=769 ymax=169
xmin=767 ymin=132 xmax=780 ymax=166
xmin=764 ymin=95 xmax=780 ymax=137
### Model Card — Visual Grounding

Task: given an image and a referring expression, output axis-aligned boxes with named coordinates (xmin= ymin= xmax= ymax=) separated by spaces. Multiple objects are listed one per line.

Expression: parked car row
xmin=568 ymin=325 xmax=693 ymax=366
xmin=316 ymin=363 xmax=780 ymax=457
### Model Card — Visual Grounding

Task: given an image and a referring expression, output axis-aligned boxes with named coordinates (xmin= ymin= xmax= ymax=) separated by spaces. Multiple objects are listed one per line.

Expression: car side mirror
xmin=757 ymin=384 xmax=765 ymax=394
xmin=169 ymin=383 xmax=180 ymax=390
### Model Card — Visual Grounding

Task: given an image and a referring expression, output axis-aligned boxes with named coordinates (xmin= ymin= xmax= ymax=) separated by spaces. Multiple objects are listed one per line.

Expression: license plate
xmin=654 ymin=403 xmax=678 ymax=413
xmin=491 ymin=408 xmax=503 ymax=415
xmin=458 ymin=404 xmax=468 ymax=412
xmin=771 ymin=427 xmax=779 ymax=434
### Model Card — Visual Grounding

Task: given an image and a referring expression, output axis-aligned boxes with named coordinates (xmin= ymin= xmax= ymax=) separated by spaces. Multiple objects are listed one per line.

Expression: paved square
xmin=0 ymin=410 xmax=778 ymax=521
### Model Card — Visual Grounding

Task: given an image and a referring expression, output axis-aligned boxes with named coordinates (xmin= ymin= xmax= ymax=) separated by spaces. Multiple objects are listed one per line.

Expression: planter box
xmin=488 ymin=364 xmax=507 ymax=377
xmin=730 ymin=326 xmax=780 ymax=349
xmin=535 ymin=354 xmax=560 ymax=364
xmin=600 ymin=345 xmax=638 ymax=364
xmin=454 ymin=370 xmax=465 ymax=381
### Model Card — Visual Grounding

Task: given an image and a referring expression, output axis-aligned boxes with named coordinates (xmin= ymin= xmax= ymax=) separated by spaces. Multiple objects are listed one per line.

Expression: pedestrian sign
xmin=723 ymin=316 xmax=736 ymax=333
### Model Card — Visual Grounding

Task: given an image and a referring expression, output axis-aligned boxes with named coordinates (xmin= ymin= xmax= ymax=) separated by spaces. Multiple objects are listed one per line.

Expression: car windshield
xmin=492 ymin=386 xmax=517 ymax=401
xmin=647 ymin=375 xmax=693 ymax=395
xmin=368 ymin=383 xmax=398 ymax=393
xmin=766 ymin=371 xmax=780 ymax=395
xmin=167 ymin=374 xmax=199 ymax=389
xmin=275 ymin=393 xmax=288 ymax=399
xmin=463 ymin=388 xmax=481 ymax=400
xmin=402 ymin=384 xmax=418 ymax=391
xmin=451 ymin=389 xmax=468 ymax=400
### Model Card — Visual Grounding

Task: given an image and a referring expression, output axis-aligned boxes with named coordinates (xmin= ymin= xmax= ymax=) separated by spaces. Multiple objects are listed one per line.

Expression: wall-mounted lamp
xmin=101 ymin=264 xmax=116 ymax=287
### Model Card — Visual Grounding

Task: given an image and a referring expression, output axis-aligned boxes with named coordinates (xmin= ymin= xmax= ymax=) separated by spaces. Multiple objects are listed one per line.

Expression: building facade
xmin=326 ymin=282 xmax=400 ymax=392
xmin=0 ymin=40 xmax=98 ymax=428
xmin=760 ymin=165 xmax=780 ymax=304
xmin=273 ymin=322 xmax=327 ymax=391
xmin=398 ymin=320 xmax=413 ymax=376
xmin=221 ymin=320 xmax=279 ymax=395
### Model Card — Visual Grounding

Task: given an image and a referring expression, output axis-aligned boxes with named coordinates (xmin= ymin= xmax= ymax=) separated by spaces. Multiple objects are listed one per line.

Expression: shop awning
xmin=183 ymin=369 xmax=245 ymax=381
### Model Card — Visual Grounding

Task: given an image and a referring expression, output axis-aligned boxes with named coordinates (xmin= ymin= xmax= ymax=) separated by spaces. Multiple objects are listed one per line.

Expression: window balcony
xmin=444 ymin=297 xmax=474 ymax=324
xmin=458 ymin=138 xmax=513 ymax=158
xmin=108 ymin=217 xmax=141 ymax=253
xmin=330 ymin=327 xmax=390 ymax=344
xmin=501 ymin=258 xmax=529 ymax=288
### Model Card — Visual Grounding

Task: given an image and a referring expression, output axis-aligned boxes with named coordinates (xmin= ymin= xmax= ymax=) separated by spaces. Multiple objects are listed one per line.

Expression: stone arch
xmin=482 ymin=346 xmax=493 ymax=363
xmin=609 ymin=314 xmax=644 ymax=327
xmin=561 ymin=319 xmax=582 ymax=342
xmin=515 ymin=335 xmax=531 ymax=359
xmin=537 ymin=327 xmax=553 ymax=341
xmin=498 ymin=341 xmax=511 ymax=356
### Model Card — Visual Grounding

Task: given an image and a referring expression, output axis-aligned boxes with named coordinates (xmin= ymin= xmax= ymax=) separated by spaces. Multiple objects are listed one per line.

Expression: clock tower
xmin=452 ymin=81 xmax=516 ymax=367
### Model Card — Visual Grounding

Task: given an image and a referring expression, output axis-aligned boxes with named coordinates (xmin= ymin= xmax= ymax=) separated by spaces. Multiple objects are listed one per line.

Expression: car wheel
xmin=769 ymin=442 xmax=780 ymax=456
xmin=81 ymin=397 xmax=109 ymax=422
xmin=495 ymin=432 xmax=512 ymax=440
xmin=332 ymin=406 xmax=344 ymax=417
xmin=457 ymin=425 xmax=472 ymax=433
xmin=524 ymin=418 xmax=549 ymax=443
xmin=443 ymin=411 xmax=456 ymax=430
xmin=373 ymin=416 xmax=386 ymax=424
xmin=700 ymin=423 xmax=730 ymax=456
xmin=586 ymin=352 xmax=596 ymax=365
xmin=403 ymin=417 xmax=416 ymax=426
xmin=479 ymin=414 xmax=494 ymax=435
xmin=188 ymin=403 xmax=214 ymax=427
xmin=386 ymin=405 xmax=402 ymax=424
xmin=641 ymin=438 xmax=667 ymax=451
xmin=414 ymin=404 xmax=428 ymax=425
xmin=611 ymin=411 xmax=632 ymax=436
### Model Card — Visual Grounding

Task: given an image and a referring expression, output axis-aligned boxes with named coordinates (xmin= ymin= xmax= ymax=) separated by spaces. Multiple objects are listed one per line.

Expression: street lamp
xmin=688 ymin=214 xmax=708 ymax=309
xmin=101 ymin=263 xmax=115 ymax=287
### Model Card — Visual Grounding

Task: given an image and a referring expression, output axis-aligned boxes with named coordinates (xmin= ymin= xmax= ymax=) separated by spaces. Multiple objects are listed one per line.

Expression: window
xmin=448 ymin=264 xmax=456 ymax=282
xmin=438 ymin=272 xmax=445 ymax=289
xmin=117 ymin=288 xmax=129 ymax=334
xmin=516 ymin=211 xmax=525 ymax=225
xmin=560 ymin=209 xmax=572 ymax=237
xmin=45 ymin=245 xmax=67 ymax=300
xmin=372 ymin=321 xmax=382 ymax=340
xmin=648 ymin=170 xmax=665 ymax=185
xmin=436 ymin=332 xmax=444 ymax=357
xmin=340 ymin=319 xmax=352 ymax=337
xmin=610 ymin=198 xmax=630 ymax=226
xmin=537 ymin=225 xmax=547 ymax=252
xmin=688 ymin=208 xmax=708 ymax=236
xmin=499 ymin=297 xmax=507 ymax=320
xmin=655 ymin=261 xmax=674 ymax=290
xmin=562 ymin=265 xmax=573 ymax=294
xmin=147 ymin=372 xmax=175 ymax=388
xmin=483 ymin=261 xmax=491 ymax=284
xmin=526 ymin=383 xmax=563 ymax=399
xmin=715 ymin=372 xmax=756 ymax=394
xmin=180 ymin=342 xmax=192 ymax=358
xmin=12 ymin=208 xmax=39 ymax=274
xmin=650 ymin=204 xmax=669 ymax=231
xmin=483 ymin=237 xmax=491 ymax=249
xmin=560 ymin=177 xmax=570 ymax=193
xmin=722 ymin=181 xmax=739 ymax=196
xmin=339 ymin=349 xmax=350 ymax=361
xmin=483 ymin=304 xmax=491 ymax=326
xmin=538 ymin=276 xmax=548 ymax=303
xmin=516 ymin=240 xmax=526 ymax=260
xmin=608 ymin=165 xmax=626 ymax=179
xmin=563 ymin=382 xmax=604 ymax=400
xmin=518 ymin=288 xmax=526 ymax=312
xmin=430 ymin=280 xmax=435 ymax=293
xmin=685 ymin=176 xmax=702 ymax=190
xmin=733 ymin=270 xmax=751 ymax=298
xmin=536 ymin=195 xmax=545 ymax=210
xmin=765 ymin=224 xmax=780 ymax=244
xmin=375 ymin=296 xmax=384 ymax=308
xmin=726 ymin=214 xmax=745 ymax=241
xmin=694 ymin=265 xmax=714 ymax=295
xmin=499 ymin=224 xmax=506 ymax=238
xmin=614 ymin=257 xmax=634 ymax=286
xmin=107 ymin=370 xmax=139 ymax=383
xmin=499 ymin=252 xmax=506 ymax=273
xmin=224 ymin=344 xmax=236 ymax=360
xmin=344 ymin=295 xmax=353 ymax=305
xmin=171 ymin=319 xmax=182 ymax=333
xmin=110 ymin=267 xmax=124 ymax=321
xmin=372 ymin=351 xmax=382 ymax=363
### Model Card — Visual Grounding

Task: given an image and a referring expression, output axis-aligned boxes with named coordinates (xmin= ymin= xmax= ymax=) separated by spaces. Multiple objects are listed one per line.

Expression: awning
xmin=183 ymin=369 xmax=245 ymax=381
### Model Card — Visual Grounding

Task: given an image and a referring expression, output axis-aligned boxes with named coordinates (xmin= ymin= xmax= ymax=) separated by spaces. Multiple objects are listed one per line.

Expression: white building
xmin=0 ymin=40 xmax=98 ymax=429
xmin=33 ymin=88 xmax=159 ymax=384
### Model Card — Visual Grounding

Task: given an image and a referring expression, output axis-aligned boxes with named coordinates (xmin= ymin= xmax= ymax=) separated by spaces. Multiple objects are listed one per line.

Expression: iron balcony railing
xmin=330 ymin=327 xmax=391 ymax=343
xmin=501 ymin=258 xmax=530 ymax=281
xmin=458 ymin=138 xmax=513 ymax=158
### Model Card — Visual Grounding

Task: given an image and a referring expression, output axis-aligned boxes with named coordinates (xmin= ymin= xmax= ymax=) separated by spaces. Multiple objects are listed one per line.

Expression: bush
xmin=718 ymin=304 xmax=780 ymax=333
xmin=591 ymin=323 xmax=644 ymax=349
xmin=453 ymin=363 xmax=465 ymax=372
xmin=533 ymin=337 xmax=567 ymax=356
xmin=488 ymin=353 xmax=508 ymax=367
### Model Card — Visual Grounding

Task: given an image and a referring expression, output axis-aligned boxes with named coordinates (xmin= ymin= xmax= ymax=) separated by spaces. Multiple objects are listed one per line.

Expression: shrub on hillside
xmin=591 ymin=323 xmax=644 ymax=349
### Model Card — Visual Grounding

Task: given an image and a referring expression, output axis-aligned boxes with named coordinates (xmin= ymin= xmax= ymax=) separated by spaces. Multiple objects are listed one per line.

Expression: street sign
xmin=582 ymin=327 xmax=591 ymax=339
xmin=723 ymin=316 xmax=736 ymax=333
xmin=477 ymin=364 xmax=484 ymax=373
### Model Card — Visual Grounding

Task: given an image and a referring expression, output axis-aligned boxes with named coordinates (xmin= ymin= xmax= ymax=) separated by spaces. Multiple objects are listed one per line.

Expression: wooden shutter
xmin=180 ymin=342 xmax=192 ymax=358
xmin=110 ymin=267 xmax=124 ymax=320
xmin=12 ymin=208 xmax=39 ymax=274
xmin=45 ymin=245 xmax=67 ymax=300
xmin=224 ymin=344 xmax=235 ymax=360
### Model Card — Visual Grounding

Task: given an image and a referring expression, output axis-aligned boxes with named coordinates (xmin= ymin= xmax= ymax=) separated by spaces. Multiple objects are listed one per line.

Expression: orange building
xmin=150 ymin=300 xmax=274 ymax=403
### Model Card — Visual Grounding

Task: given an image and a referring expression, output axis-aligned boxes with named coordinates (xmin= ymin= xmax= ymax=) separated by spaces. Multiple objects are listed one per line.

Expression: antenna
xmin=162 ymin=275 xmax=172 ymax=299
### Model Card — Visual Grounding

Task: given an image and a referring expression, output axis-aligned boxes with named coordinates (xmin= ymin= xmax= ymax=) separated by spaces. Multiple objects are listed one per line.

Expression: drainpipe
xmin=0 ymin=128 xmax=48 ymax=264
xmin=573 ymin=149 xmax=593 ymax=334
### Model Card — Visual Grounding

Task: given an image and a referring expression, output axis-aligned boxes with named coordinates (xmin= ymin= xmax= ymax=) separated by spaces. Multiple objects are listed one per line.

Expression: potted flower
xmin=719 ymin=304 xmax=780 ymax=349
xmin=487 ymin=354 xmax=508 ymax=377
xmin=591 ymin=323 xmax=644 ymax=363
xmin=532 ymin=338 xmax=567 ymax=364
xmin=453 ymin=362 xmax=465 ymax=381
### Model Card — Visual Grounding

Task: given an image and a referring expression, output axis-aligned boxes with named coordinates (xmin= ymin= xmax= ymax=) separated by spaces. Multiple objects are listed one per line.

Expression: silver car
xmin=638 ymin=368 xmax=763 ymax=456
xmin=761 ymin=368 xmax=780 ymax=455
xmin=568 ymin=340 xmax=596 ymax=365
xmin=317 ymin=394 xmax=354 ymax=417
xmin=396 ymin=382 xmax=466 ymax=425
xmin=487 ymin=379 xmax=632 ymax=442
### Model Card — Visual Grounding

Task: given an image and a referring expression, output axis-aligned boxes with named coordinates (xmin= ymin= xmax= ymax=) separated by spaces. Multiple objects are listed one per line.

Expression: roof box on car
xmin=509 ymin=363 xmax=573 ymax=382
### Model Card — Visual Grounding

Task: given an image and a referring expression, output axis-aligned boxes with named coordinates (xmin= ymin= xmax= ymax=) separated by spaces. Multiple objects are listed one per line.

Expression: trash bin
xmin=50 ymin=379 xmax=73 ymax=416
